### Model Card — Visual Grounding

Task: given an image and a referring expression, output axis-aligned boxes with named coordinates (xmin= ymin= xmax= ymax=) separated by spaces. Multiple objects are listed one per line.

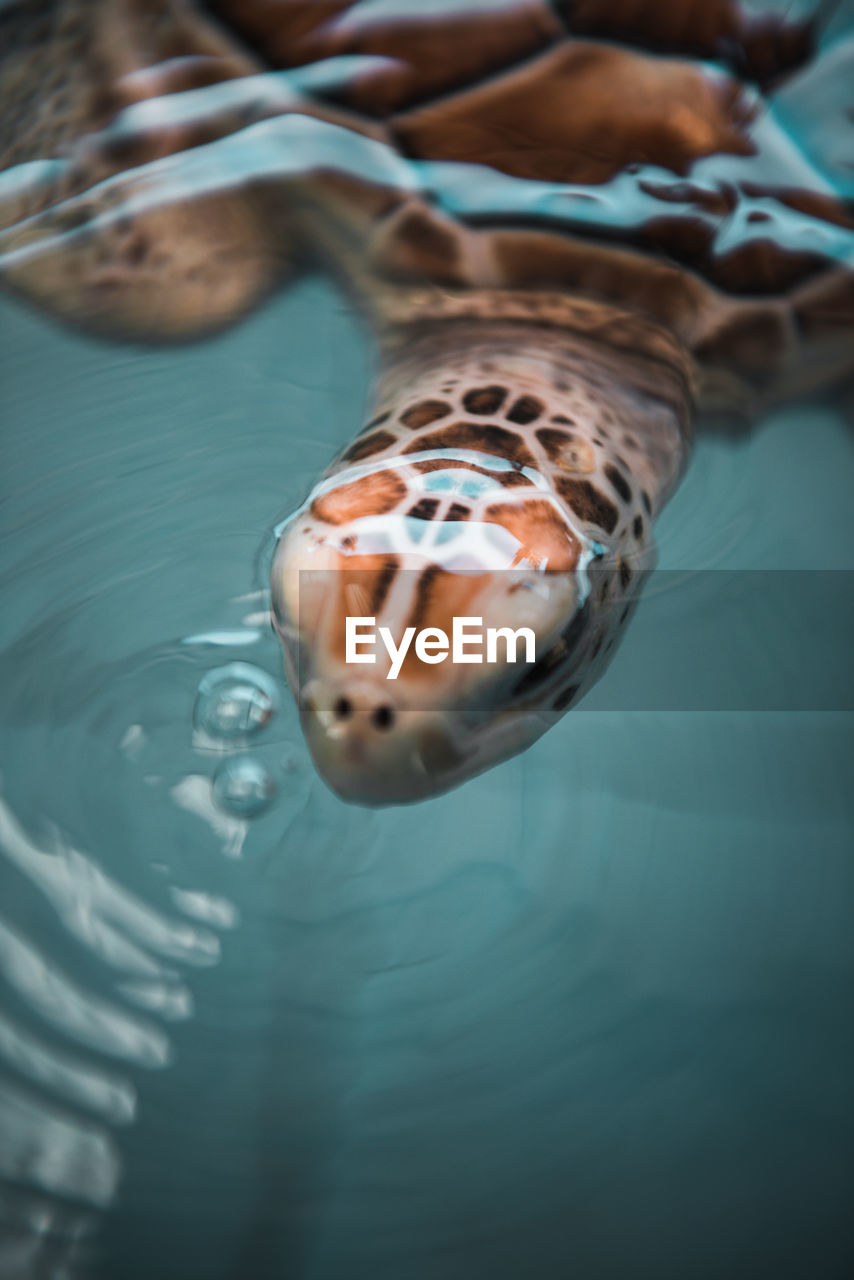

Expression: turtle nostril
xmin=371 ymin=704 xmax=395 ymax=732
xmin=333 ymin=696 xmax=354 ymax=721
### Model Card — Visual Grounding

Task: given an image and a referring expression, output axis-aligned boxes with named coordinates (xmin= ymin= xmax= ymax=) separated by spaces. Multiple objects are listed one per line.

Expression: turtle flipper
xmin=0 ymin=159 xmax=295 ymax=342
xmin=0 ymin=0 xmax=247 ymax=181
xmin=0 ymin=0 xmax=299 ymax=340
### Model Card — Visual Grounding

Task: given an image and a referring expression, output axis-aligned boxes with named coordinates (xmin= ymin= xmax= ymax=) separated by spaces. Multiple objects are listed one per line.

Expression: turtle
xmin=1 ymin=0 xmax=852 ymax=805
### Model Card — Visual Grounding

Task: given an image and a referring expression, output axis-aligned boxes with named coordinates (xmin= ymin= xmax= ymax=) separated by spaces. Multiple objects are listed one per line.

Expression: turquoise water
xmin=1 ymin=276 xmax=852 ymax=1278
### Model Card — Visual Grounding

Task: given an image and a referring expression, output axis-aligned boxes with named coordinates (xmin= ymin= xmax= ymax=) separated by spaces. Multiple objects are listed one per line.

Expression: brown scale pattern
xmin=462 ymin=386 xmax=508 ymax=415
xmin=341 ymin=429 xmax=397 ymax=462
xmin=403 ymin=421 xmax=537 ymax=469
xmin=535 ymin=426 xmax=575 ymax=461
xmin=319 ymin=368 xmax=648 ymax=584
xmin=604 ymin=462 xmax=633 ymax=503
xmin=555 ymin=477 xmax=620 ymax=535
xmin=506 ymin=394 xmax=545 ymax=424
xmin=325 ymin=366 xmax=644 ymax=556
xmin=408 ymin=498 xmax=439 ymax=521
xmin=399 ymin=399 xmax=453 ymax=429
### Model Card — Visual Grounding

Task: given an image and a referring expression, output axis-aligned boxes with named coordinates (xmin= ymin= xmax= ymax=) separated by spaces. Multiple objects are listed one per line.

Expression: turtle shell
xmin=1 ymin=0 xmax=852 ymax=405
xmin=202 ymin=0 xmax=822 ymax=111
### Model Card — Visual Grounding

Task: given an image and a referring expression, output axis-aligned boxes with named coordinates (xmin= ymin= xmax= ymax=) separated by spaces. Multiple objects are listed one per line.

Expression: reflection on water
xmin=0 ymin=779 xmax=236 ymax=1271
xmin=1 ymin=2 xmax=853 ymax=1276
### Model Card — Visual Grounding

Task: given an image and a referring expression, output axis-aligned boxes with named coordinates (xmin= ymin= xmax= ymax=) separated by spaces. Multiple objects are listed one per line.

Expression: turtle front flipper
xmin=0 ymin=0 xmax=310 ymax=339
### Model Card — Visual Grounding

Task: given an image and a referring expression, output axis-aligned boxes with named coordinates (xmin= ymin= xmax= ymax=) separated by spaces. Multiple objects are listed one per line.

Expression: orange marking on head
xmin=310 ymin=471 xmax=407 ymax=525
xmin=484 ymin=499 xmax=581 ymax=572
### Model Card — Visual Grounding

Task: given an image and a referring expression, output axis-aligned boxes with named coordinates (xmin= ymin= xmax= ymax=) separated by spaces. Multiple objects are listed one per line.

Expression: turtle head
xmin=271 ymin=323 xmax=686 ymax=804
xmin=271 ymin=496 xmax=591 ymax=805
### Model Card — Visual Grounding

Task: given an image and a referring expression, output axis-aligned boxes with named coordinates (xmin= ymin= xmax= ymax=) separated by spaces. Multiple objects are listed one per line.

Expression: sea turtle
xmin=1 ymin=0 xmax=852 ymax=804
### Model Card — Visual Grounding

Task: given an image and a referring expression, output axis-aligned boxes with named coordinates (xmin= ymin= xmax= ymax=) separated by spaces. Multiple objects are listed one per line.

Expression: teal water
xmin=1 ymin=274 xmax=852 ymax=1278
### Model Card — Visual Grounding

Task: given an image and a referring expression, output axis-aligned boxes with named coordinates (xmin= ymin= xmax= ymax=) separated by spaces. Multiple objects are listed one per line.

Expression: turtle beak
xmin=299 ymin=677 xmax=464 ymax=805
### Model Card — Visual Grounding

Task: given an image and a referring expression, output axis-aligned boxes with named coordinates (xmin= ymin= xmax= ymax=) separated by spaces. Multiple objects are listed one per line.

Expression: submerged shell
xmin=0 ymin=0 xmax=852 ymax=404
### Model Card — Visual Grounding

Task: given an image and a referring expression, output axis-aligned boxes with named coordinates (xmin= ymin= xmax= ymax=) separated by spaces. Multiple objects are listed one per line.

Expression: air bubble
xmin=193 ymin=663 xmax=278 ymax=740
xmin=212 ymin=757 xmax=277 ymax=818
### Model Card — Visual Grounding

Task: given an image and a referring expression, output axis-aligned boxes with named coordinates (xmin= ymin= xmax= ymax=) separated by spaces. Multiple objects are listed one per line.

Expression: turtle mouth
xmin=297 ymin=672 xmax=550 ymax=805
xmin=298 ymin=679 xmax=467 ymax=805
